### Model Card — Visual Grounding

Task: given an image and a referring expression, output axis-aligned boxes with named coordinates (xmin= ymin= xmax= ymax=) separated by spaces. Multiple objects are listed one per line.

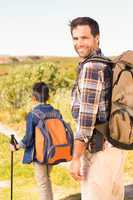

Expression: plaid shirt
xmin=71 ymin=49 xmax=112 ymax=141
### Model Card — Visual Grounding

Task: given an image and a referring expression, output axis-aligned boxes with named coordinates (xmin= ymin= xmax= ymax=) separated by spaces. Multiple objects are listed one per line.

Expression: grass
xmin=0 ymin=93 xmax=78 ymax=199
xmin=0 ymin=133 xmax=79 ymax=200
xmin=0 ymin=57 xmax=133 ymax=199
xmin=0 ymin=132 xmax=132 ymax=199
xmin=0 ymin=87 xmax=79 ymax=199
xmin=0 ymin=178 xmax=39 ymax=200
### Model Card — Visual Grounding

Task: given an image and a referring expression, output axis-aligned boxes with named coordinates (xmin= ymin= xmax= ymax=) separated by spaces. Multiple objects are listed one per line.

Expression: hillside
xmin=0 ymin=55 xmax=132 ymax=200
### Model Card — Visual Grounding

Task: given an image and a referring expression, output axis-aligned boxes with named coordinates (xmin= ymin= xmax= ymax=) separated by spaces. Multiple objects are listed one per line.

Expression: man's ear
xmin=95 ymin=34 xmax=100 ymax=46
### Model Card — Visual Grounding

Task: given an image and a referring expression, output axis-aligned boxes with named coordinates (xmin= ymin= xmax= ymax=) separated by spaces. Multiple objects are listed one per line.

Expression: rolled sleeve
xmin=75 ymin=62 xmax=103 ymax=140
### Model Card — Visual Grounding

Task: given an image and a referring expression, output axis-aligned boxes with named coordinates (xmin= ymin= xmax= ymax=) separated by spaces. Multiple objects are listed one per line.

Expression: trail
xmin=0 ymin=122 xmax=20 ymax=192
xmin=0 ymin=180 xmax=10 ymax=189
xmin=0 ymin=123 xmax=133 ymax=199
xmin=0 ymin=122 xmax=20 ymax=141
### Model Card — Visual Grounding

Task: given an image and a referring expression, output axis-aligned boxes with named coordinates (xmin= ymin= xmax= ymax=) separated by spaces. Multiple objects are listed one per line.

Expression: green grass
xmin=0 ymin=132 xmax=132 ymax=199
xmin=0 ymin=178 xmax=39 ymax=200
xmin=0 ymin=57 xmax=133 ymax=199
xmin=0 ymin=133 xmax=79 ymax=199
xmin=0 ymin=86 xmax=78 ymax=199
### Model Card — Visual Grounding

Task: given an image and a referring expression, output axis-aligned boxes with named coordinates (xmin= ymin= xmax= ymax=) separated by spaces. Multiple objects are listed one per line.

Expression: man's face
xmin=72 ymin=25 xmax=99 ymax=60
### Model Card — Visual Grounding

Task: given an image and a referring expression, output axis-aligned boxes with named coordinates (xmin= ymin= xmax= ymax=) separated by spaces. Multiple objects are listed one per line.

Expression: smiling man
xmin=70 ymin=17 xmax=125 ymax=200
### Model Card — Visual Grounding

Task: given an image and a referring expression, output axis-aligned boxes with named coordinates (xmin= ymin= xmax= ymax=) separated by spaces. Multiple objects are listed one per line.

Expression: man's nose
xmin=76 ymin=38 xmax=84 ymax=46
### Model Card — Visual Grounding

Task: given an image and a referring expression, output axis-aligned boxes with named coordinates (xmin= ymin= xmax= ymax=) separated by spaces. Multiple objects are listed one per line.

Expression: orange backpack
xmin=33 ymin=109 xmax=74 ymax=164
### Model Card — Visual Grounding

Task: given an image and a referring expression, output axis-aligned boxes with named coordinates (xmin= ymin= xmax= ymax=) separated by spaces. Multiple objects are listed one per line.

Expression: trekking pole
xmin=10 ymin=134 xmax=14 ymax=200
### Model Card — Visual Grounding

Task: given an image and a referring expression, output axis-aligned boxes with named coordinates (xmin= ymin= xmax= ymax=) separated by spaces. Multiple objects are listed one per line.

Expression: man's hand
xmin=70 ymin=157 xmax=84 ymax=181
xmin=70 ymin=139 xmax=87 ymax=181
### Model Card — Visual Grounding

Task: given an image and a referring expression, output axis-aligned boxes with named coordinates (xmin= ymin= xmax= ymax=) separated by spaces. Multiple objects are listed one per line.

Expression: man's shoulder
xmin=83 ymin=56 xmax=111 ymax=71
xmin=82 ymin=60 xmax=104 ymax=71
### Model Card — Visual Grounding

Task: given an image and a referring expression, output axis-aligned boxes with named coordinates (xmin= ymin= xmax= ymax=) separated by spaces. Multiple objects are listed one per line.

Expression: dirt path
xmin=0 ymin=123 xmax=132 ymax=199
xmin=55 ymin=184 xmax=133 ymax=200
xmin=54 ymin=185 xmax=80 ymax=200
xmin=0 ymin=180 xmax=132 ymax=200
xmin=0 ymin=180 xmax=10 ymax=189
xmin=0 ymin=180 xmax=80 ymax=200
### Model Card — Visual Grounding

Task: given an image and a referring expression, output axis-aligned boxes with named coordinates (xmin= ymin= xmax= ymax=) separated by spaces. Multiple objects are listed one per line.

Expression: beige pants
xmin=34 ymin=162 xmax=53 ymax=200
xmin=81 ymin=146 xmax=125 ymax=200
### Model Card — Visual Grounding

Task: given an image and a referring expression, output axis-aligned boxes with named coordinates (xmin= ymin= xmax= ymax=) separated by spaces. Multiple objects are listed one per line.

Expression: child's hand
xmin=10 ymin=135 xmax=19 ymax=151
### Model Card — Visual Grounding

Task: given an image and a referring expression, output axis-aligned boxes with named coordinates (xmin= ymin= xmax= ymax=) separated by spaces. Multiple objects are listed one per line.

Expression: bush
xmin=0 ymin=61 xmax=76 ymax=123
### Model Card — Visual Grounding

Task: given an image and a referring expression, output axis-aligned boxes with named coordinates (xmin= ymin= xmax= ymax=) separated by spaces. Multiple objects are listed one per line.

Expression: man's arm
xmin=76 ymin=62 xmax=103 ymax=141
xmin=70 ymin=62 xmax=103 ymax=180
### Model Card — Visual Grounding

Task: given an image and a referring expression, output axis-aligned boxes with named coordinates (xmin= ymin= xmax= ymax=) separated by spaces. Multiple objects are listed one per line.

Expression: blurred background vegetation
xmin=0 ymin=56 xmax=132 ymax=199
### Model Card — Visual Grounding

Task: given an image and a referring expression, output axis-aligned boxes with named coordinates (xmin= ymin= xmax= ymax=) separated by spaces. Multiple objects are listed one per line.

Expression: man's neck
xmin=80 ymin=48 xmax=101 ymax=62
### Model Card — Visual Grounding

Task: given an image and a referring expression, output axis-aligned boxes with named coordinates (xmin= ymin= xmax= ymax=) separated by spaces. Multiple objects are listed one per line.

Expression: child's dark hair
xmin=32 ymin=82 xmax=49 ymax=103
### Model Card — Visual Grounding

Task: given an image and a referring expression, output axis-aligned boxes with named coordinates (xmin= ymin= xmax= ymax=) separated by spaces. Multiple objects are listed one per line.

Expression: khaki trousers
xmin=34 ymin=162 xmax=53 ymax=200
xmin=81 ymin=146 xmax=125 ymax=200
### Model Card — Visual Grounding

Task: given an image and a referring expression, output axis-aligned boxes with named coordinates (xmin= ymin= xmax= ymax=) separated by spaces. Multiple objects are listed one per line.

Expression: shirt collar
xmin=77 ymin=48 xmax=103 ymax=72
xmin=32 ymin=102 xmax=46 ymax=109
xmin=89 ymin=48 xmax=102 ymax=58
xmin=79 ymin=48 xmax=102 ymax=64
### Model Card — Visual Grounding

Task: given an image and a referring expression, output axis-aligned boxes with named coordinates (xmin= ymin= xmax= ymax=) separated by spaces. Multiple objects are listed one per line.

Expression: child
xmin=10 ymin=82 xmax=55 ymax=200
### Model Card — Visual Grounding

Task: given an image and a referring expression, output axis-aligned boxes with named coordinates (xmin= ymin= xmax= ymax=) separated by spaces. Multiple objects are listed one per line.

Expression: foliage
xmin=0 ymin=57 xmax=133 ymax=199
xmin=0 ymin=60 xmax=76 ymax=123
xmin=0 ymin=60 xmax=74 ymax=110
xmin=0 ymin=57 xmax=78 ymax=190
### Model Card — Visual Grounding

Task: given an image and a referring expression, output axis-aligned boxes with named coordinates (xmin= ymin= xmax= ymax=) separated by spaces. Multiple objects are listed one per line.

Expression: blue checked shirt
xmin=71 ymin=49 xmax=112 ymax=141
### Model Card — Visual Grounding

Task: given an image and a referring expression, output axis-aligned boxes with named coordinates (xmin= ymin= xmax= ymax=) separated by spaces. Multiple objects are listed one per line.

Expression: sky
xmin=0 ymin=0 xmax=132 ymax=57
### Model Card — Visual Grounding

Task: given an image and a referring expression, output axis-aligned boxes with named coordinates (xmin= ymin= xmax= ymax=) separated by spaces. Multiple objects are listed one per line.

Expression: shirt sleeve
xmin=71 ymin=83 xmax=80 ymax=121
xmin=75 ymin=62 xmax=103 ymax=141
xmin=20 ymin=112 xmax=37 ymax=148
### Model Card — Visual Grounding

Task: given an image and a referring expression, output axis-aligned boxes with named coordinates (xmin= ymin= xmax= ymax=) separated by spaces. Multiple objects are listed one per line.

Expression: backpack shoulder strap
xmin=81 ymin=56 xmax=113 ymax=69
xmin=32 ymin=109 xmax=45 ymax=120
xmin=32 ymin=109 xmax=62 ymax=121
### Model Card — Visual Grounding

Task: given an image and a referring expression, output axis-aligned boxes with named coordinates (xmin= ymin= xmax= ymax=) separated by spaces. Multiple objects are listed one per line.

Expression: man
xmin=70 ymin=17 xmax=125 ymax=200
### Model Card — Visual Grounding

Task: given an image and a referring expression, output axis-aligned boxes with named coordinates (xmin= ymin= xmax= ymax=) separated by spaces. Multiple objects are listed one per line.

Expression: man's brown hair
xmin=70 ymin=17 xmax=100 ymax=37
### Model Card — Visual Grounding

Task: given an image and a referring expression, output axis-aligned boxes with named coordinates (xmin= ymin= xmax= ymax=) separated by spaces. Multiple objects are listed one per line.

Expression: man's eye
xmin=82 ymin=37 xmax=89 ymax=40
